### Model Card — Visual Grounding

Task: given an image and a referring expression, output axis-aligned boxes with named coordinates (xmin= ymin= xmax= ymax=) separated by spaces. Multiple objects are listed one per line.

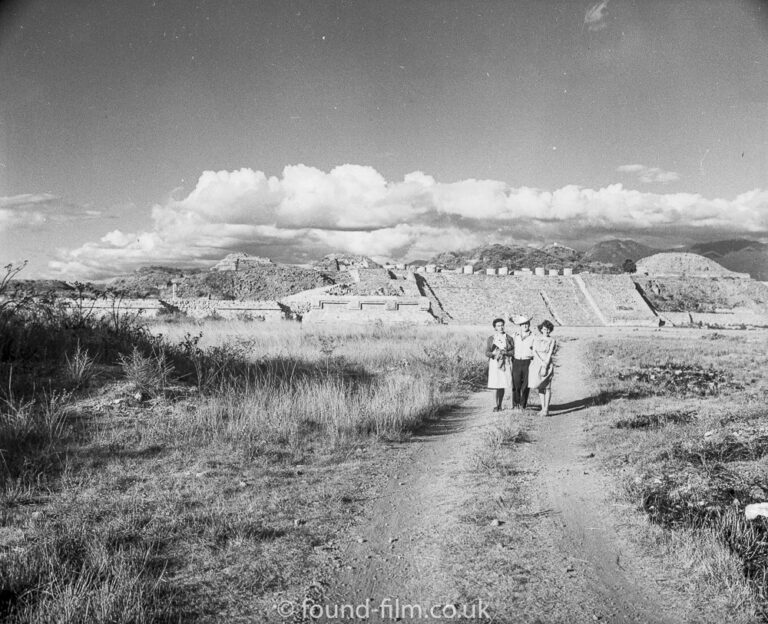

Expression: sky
xmin=1 ymin=0 xmax=768 ymax=279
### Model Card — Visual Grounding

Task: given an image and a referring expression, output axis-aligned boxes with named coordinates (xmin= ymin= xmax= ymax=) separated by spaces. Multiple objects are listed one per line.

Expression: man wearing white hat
xmin=510 ymin=314 xmax=534 ymax=409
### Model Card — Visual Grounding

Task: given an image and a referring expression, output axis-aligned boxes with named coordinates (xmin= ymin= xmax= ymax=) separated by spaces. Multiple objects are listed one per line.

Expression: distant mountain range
xmin=687 ymin=239 xmax=768 ymax=280
xmin=581 ymin=239 xmax=661 ymax=266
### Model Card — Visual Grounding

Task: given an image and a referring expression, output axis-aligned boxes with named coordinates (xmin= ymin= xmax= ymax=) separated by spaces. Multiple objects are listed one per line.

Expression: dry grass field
xmin=0 ymin=283 xmax=487 ymax=623
xmin=586 ymin=328 xmax=768 ymax=617
xmin=3 ymin=263 xmax=768 ymax=623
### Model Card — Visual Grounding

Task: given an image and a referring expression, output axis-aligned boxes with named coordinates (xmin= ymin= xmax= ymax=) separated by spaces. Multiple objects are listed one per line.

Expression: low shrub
xmin=119 ymin=347 xmax=175 ymax=399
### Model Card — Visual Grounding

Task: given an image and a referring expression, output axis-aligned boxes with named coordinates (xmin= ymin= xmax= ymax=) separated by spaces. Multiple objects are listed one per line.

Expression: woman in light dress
xmin=486 ymin=318 xmax=514 ymax=412
xmin=528 ymin=320 xmax=556 ymax=416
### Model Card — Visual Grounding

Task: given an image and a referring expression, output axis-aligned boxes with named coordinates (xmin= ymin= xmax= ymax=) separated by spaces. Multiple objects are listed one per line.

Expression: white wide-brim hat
xmin=510 ymin=314 xmax=532 ymax=325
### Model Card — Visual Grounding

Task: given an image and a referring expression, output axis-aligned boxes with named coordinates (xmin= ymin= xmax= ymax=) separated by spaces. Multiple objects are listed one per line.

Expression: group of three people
xmin=486 ymin=315 xmax=556 ymax=415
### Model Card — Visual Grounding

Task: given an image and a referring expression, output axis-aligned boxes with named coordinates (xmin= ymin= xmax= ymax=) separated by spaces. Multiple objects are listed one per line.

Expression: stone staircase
xmin=538 ymin=277 xmax=603 ymax=325
xmin=418 ymin=273 xmax=656 ymax=326
xmin=577 ymin=274 xmax=658 ymax=325
xmin=417 ymin=274 xmax=555 ymax=326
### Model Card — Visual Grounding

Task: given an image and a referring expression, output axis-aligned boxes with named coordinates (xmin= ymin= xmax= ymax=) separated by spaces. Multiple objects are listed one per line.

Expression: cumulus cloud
xmin=584 ymin=1 xmax=610 ymax=32
xmin=0 ymin=193 xmax=102 ymax=233
xmin=617 ymin=164 xmax=680 ymax=184
xmin=48 ymin=164 xmax=768 ymax=279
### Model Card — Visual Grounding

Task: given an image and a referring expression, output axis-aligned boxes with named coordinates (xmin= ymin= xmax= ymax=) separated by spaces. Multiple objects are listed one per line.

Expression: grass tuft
xmin=118 ymin=347 xmax=175 ymax=399
xmin=64 ymin=343 xmax=96 ymax=389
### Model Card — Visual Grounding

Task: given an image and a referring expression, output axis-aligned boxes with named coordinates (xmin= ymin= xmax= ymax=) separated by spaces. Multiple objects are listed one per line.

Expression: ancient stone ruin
xmin=59 ymin=297 xmax=287 ymax=321
xmin=302 ymin=296 xmax=434 ymax=325
xmin=46 ymin=252 xmax=768 ymax=327
xmin=211 ymin=253 xmax=273 ymax=272
xmin=636 ymin=252 xmax=750 ymax=279
xmin=633 ymin=253 xmax=768 ymax=326
xmin=413 ymin=272 xmax=657 ymax=327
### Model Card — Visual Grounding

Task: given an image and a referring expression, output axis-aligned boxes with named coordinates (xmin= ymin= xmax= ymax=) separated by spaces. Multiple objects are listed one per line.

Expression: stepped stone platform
xmin=416 ymin=273 xmax=658 ymax=326
xmin=416 ymin=273 xmax=553 ymax=325
xmin=576 ymin=274 xmax=658 ymax=325
xmin=538 ymin=276 xmax=601 ymax=325
xmin=301 ymin=296 xmax=435 ymax=325
xmin=211 ymin=252 xmax=273 ymax=272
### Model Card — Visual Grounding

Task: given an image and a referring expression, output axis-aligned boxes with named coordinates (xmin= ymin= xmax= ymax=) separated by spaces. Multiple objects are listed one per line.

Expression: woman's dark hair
xmin=538 ymin=320 xmax=555 ymax=332
xmin=492 ymin=318 xmax=505 ymax=327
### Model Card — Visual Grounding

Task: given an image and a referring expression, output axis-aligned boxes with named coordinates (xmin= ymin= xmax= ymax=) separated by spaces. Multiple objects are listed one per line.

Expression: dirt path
xmin=518 ymin=338 xmax=684 ymax=623
xmin=316 ymin=397 xmax=490 ymax=622
xmin=307 ymin=337 xmax=689 ymax=623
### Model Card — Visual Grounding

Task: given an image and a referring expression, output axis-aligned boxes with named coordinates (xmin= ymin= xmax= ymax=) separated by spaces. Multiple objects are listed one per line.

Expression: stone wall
xmin=301 ymin=296 xmax=435 ymax=325
xmin=661 ymin=310 xmax=768 ymax=327
xmin=170 ymin=299 xmax=286 ymax=321
xmin=60 ymin=297 xmax=287 ymax=321
xmin=59 ymin=297 xmax=166 ymax=318
xmin=278 ymin=284 xmax=340 ymax=317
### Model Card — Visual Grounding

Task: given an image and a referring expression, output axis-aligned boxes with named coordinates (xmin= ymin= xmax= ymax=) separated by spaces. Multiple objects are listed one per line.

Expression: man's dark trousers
xmin=512 ymin=359 xmax=531 ymax=408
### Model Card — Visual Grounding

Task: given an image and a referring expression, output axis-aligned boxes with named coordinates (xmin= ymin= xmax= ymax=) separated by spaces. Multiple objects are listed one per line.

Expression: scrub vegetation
xmin=0 ymin=263 xmax=486 ymax=622
xmin=586 ymin=329 xmax=768 ymax=617
xmin=5 ymin=254 xmax=768 ymax=622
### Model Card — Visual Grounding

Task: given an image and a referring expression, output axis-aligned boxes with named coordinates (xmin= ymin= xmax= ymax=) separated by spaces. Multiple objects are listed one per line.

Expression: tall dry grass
xmin=586 ymin=328 xmax=768 ymax=620
xmin=1 ymin=276 xmax=488 ymax=623
xmin=143 ymin=320 xmax=485 ymax=451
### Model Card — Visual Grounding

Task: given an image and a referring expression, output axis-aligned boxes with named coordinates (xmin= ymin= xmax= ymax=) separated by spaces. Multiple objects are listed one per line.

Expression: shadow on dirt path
xmin=548 ymin=396 xmax=591 ymax=415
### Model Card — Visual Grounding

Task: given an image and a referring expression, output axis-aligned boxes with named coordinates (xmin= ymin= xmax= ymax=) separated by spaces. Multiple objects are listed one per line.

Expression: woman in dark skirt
xmin=486 ymin=318 xmax=514 ymax=411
